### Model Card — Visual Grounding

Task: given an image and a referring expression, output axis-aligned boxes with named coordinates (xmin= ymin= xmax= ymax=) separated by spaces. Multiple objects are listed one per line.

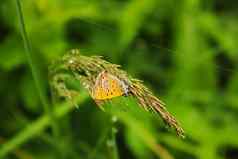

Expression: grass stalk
xmin=0 ymin=94 xmax=88 ymax=158
xmin=111 ymin=127 xmax=119 ymax=159
xmin=88 ymin=116 xmax=119 ymax=159
xmin=114 ymin=109 xmax=174 ymax=159
xmin=15 ymin=0 xmax=60 ymax=141
xmin=88 ymin=126 xmax=110 ymax=159
xmin=108 ymin=116 xmax=120 ymax=159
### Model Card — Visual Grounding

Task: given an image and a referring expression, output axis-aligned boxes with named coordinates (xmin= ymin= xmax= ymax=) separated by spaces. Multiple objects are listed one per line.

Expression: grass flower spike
xmin=49 ymin=49 xmax=184 ymax=137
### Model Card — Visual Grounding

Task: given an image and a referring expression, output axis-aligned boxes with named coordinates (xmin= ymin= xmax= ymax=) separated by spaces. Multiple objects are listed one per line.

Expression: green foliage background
xmin=0 ymin=0 xmax=238 ymax=159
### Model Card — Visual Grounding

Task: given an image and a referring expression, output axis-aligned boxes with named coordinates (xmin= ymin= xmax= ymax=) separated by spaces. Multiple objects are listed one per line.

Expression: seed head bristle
xmin=50 ymin=49 xmax=185 ymax=137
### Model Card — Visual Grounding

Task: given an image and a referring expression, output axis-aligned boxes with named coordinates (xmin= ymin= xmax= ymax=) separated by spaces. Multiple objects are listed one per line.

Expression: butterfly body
xmin=92 ymin=71 xmax=129 ymax=100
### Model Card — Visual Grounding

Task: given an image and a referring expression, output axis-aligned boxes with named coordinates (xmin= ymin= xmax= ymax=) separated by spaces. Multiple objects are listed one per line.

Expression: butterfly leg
xmin=94 ymin=99 xmax=106 ymax=111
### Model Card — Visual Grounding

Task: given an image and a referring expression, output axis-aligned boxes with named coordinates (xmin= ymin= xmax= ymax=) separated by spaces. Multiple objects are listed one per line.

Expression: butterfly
xmin=92 ymin=71 xmax=129 ymax=100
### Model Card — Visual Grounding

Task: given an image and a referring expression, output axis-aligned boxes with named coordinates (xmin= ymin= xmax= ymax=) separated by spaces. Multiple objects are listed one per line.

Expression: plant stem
xmin=108 ymin=116 xmax=119 ymax=159
xmin=111 ymin=128 xmax=119 ymax=159
xmin=0 ymin=94 xmax=88 ymax=158
xmin=88 ymin=116 xmax=119 ymax=159
xmin=15 ymin=0 xmax=60 ymax=140
xmin=88 ymin=126 xmax=110 ymax=159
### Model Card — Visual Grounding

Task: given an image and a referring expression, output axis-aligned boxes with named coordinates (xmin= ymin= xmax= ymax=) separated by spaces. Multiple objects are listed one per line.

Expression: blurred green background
xmin=0 ymin=0 xmax=238 ymax=159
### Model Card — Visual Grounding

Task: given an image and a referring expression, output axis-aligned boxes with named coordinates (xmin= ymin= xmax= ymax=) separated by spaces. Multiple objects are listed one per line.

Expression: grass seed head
xmin=50 ymin=49 xmax=185 ymax=137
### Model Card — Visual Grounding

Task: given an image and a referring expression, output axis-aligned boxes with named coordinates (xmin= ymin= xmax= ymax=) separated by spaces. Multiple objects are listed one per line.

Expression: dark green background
xmin=0 ymin=0 xmax=238 ymax=159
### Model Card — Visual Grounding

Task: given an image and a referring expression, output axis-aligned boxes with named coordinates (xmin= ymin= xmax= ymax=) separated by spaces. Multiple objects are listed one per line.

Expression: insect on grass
xmin=49 ymin=49 xmax=185 ymax=138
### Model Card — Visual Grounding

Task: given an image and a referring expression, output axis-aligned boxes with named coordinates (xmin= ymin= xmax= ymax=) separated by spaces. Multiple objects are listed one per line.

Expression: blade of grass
xmin=118 ymin=113 xmax=174 ymax=159
xmin=111 ymin=122 xmax=119 ymax=159
xmin=88 ymin=126 xmax=111 ymax=159
xmin=0 ymin=94 xmax=88 ymax=158
xmin=107 ymin=116 xmax=120 ymax=159
xmin=105 ymin=98 xmax=174 ymax=159
xmin=88 ymin=116 xmax=119 ymax=159
xmin=15 ymin=0 xmax=60 ymax=141
xmin=0 ymin=137 xmax=33 ymax=159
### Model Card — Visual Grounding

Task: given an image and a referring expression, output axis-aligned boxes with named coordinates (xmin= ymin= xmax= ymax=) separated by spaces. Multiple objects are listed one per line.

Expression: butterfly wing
xmin=92 ymin=71 xmax=127 ymax=100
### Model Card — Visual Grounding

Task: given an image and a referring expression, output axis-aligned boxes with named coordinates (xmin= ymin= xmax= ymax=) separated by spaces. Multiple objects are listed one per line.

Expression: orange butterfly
xmin=92 ymin=71 xmax=129 ymax=100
